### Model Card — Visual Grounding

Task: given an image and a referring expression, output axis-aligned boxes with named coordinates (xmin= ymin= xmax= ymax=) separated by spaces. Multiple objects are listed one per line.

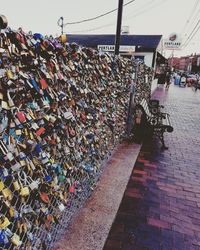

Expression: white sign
xmin=98 ymin=45 xmax=135 ymax=52
xmin=164 ymin=33 xmax=182 ymax=50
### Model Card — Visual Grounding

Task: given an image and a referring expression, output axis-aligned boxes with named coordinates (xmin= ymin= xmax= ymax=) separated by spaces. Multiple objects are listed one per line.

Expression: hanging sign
xmin=164 ymin=33 xmax=182 ymax=50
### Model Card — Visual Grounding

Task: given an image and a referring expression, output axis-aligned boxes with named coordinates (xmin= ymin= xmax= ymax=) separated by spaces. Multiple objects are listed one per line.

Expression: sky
xmin=1 ymin=0 xmax=200 ymax=58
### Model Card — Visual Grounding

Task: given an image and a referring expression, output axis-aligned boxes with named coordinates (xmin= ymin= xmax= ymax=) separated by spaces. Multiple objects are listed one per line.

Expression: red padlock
xmin=16 ymin=112 xmax=26 ymax=123
xmin=35 ymin=127 xmax=45 ymax=136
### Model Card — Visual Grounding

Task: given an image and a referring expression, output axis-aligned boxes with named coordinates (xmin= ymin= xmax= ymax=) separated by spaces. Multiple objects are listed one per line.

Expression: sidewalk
xmin=53 ymin=143 xmax=141 ymax=250
xmin=103 ymin=85 xmax=200 ymax=250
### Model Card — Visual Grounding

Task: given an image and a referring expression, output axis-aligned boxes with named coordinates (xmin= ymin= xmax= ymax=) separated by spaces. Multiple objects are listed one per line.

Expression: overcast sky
xmin=1 ymin=0 xmax=199 ymax=58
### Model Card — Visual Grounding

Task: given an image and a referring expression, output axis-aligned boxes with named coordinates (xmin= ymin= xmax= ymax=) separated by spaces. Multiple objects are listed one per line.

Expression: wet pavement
xmin=103 ymin=84 xmax=200 ymax=250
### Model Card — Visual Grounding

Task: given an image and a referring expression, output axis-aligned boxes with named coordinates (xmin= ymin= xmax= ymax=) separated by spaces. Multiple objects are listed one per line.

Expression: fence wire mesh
xmin=0 ymin=28 xmax=153 ymax=250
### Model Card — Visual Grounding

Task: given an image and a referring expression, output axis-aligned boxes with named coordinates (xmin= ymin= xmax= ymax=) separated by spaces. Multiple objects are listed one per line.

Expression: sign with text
xmin=98 ymin=45 xmax=135 ymax=52
xmin=164 ymin=33 xmax=182 ymax=50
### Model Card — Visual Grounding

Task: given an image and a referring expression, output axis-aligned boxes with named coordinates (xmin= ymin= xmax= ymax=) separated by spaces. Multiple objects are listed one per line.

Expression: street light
xmin=57 ymin=17 xmax=64 ymax=35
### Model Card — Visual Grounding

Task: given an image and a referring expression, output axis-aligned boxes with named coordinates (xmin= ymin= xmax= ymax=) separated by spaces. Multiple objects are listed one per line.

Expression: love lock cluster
xmin=0 ymin=22 xmax=152 ymax=249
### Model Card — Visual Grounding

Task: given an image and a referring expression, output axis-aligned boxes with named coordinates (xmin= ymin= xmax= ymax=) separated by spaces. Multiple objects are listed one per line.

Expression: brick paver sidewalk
xmin=103 ymin=85 xmax=200 ymax=250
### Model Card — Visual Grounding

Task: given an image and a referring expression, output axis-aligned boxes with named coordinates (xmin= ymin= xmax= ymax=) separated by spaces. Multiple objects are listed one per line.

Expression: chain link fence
xmin=0 ymin=27 xmax=153 ymax=250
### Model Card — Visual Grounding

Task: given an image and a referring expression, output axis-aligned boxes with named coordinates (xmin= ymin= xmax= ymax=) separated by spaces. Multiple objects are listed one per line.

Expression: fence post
xmin=126 ymin=63 xmax=138 ymax=137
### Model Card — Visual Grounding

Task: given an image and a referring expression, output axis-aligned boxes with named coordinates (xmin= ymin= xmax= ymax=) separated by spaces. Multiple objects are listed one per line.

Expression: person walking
xmin=165 ymin=71 xmax=171 ymax=89
xmin=195 ymin=74 xmax=200 ymax=91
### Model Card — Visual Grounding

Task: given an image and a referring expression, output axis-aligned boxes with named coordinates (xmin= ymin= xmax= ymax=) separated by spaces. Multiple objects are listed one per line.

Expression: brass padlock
xmin=0 ymin=216 xmax=10 ymax=229
xmin=13 ymin=180 xmax=20 ymax=191
xmin=11 ymin=233 xmax=21 ymax=247
xmin=0 ymin=180 xmax=5 ymax=191
xmin=20 ymin=186 xmax=30 ymax=197
xmin=6 ymin=69 xmax=14 ymax=80
xmin=2 ymin=187 xmax=12 ymax=200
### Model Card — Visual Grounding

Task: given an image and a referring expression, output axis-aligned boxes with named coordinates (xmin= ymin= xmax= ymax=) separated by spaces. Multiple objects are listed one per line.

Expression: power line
xmin=124 ymin=0 xmax=166 ymax=22
xmin=182 ymin=19 xmax=200 ymax=47
xmin=184 ymin=4 xmax=200 ymax=36
xmin=181 ymin=0 xmax=200 ymax=35
xmin=63 ymin=0 xmax=136 ymax=26
xmin=68 ymin=0 xmax=166 ymax=33
xmin=120 ymin=0 xmax=156 ymax=21
xmin=183 ymin=23 xmax=200 ymax=48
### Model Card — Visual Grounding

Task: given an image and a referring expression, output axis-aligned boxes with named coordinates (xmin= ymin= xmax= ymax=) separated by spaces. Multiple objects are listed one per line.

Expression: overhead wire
xmin=183 ymin=21 xmax=200 ymax=48
xmin=124 ymin=0 xmax=167 ymax=22
xmin=181 ymin=0 xmax=200 ymax=35
xmin=63 ymin=0 xmax=136 ymax=26
xmin=68 ymin=0 xmax=167 ymax=34
xmin=183 ymin=20 xmax=200 ymax=48
xmin=184 ymin=4 xmax=200 ymax=37
xmin=184 ymin=28 xmax=200 ymax=48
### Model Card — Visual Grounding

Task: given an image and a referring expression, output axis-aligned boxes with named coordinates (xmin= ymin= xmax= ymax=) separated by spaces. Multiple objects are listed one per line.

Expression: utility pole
xmin=114 ymin=0 xmax=124 ymax=56
xmin=126 ymin=63 xmax=138 ymax=137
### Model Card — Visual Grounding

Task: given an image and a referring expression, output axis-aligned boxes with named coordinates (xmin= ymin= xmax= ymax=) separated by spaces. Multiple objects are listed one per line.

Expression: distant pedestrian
xmin=179 ymin=74 xmax=186 ymax=87
xmin=165 ymin=72 xmax=171 ymax=89
xmin=195 ymin=74 xmax=200 ymax=91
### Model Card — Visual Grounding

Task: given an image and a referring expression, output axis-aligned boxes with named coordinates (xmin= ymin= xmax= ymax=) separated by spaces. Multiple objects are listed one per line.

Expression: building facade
xmin=66 ymin=34 xmax=162 ymax=69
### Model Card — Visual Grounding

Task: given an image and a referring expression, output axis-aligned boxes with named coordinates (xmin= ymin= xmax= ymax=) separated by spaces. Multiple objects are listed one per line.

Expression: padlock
xmin=58 ymin=174 xmax=65 ymax=182
xmin=39 ymin=78 xmax=48 ymax=89
xmin=19 ymin=159 xmax=26 ymax=166
xmin=0 ymin=181 xmax=5 ymax=191
xmin=2 ymin=187 xmax=12 ymax=200
xmin=59 ymin=34 xmax=67 ymax=44
xmin=43 ymin=171 xmax=52 ymax=183
xmin=0 ymin=230 xmax=9 ymax=245
xmin=63 ymin=111 xmax=73 ymax=120
xmin=28 ymin=159 xmax=36 ymax=170
xmin=9 ymin=206 xmax=16 ymax=218
xmin=6 ymin=69 xmax=14 ymax=80
xmin=39 ymin=192 xmax=50 ymax=204
xmin=58 ymin=203 xmax=65 ymax=212
xmin=15 ymin=129 xmax=22 ymax=136
xmin=16 ymin=111 xmax=26 ymax=123
xmin=0 ymin=216 xmax=10 ymax=229
xmin=11 ymin=161 xmax=21 ymax=172
xmin=28 ymin=179 xmax=39 ymax=190
xmin=20 ymin=186 xmax=30 ymax=197
xmin=36 ymin=127 xmax=45 ymax=136
xmin=13 ymin=180 xmax=20 ymax=191
xmin=11 ymin=233 xmax=22 ymax=247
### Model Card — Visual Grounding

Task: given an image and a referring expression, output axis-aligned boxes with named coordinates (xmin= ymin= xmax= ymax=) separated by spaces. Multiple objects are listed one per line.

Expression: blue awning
xmin=66 ymin=34 xmax=162 ymax=49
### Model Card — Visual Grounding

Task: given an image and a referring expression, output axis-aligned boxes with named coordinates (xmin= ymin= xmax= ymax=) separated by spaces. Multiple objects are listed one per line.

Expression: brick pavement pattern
xmin=103 ymin=85 xmax=200 ymax=250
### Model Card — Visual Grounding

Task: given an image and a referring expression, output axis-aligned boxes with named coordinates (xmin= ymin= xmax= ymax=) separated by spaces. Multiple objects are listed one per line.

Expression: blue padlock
xmin=56 ymin=164 xmax=62 ymax=174
xmin=43 ymin=171 xmax=52 ymax=182
xmin=0 ymin=230 xmax=9 ymax=245
xmin=35 ymin=144 xmax=41 ymax=155
xmin=33 ymin=33 xmax=43 ymax=40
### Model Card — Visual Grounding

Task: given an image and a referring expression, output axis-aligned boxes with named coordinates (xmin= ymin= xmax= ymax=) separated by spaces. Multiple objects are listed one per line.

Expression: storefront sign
xmin=164 ymin=33 xmax=182 ymax=50
xmin=98 ymin=45 xmax=135 ymax=52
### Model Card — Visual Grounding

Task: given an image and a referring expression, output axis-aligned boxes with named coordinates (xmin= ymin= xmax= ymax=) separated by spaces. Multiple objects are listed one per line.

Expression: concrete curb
xmin=53 ymin=142 xmax=141 ymax=250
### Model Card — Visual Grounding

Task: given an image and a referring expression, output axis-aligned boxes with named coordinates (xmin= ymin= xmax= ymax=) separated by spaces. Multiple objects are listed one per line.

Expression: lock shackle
xmin=18 ymin=170 xmax=33 ymax=186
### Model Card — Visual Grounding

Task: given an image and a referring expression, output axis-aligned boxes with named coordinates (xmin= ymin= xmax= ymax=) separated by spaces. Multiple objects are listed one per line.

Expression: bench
xmin=134 ymin=98 xmax=173 ymax=150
